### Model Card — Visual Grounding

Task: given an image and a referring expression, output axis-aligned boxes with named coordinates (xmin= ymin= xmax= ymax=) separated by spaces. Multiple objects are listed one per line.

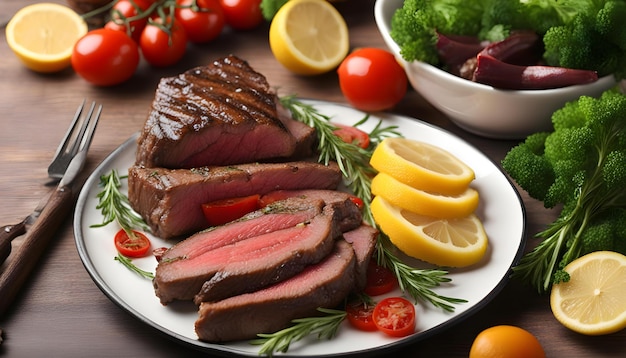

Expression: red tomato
xmin=364 ymin=260 xmax=397 ymax=296
xmin=104 ymin=0 xmax=154 ymax=42
xmin=333 ymin=123 xmax=370 ymax=149
xmin=114 ymin=229 xmax=151 ymax=258
xmin=175 ymin=0 xmax=225 ymax=43
xmin=337 ymin=48 xmax=408 ymax=112
xmin=202 ymin=194 xmax=261 ymax=226
xmin=71 ymin=28 xmax=140 ymax=86
xmin=348 ymin=195 xmax=365 ymax=210
xmin=140 ymin=18 xmax=188 ymax=67
xmin=346 ymin=301 xmax=377 ymax=332
xmin=372 ymin=297 xmax=416 ymax=337
xmin=219 ymin=0 xmax=263 ymax=30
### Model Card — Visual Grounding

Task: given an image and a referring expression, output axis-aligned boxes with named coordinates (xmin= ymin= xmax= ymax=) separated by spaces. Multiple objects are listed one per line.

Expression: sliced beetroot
xmin=479 ymin=31 xmax=543 ymax=66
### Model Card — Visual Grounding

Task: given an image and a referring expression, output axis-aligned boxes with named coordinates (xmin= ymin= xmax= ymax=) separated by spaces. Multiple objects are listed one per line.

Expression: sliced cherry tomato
xmin=346 ymin=301 xmax=377 ymax=332
xmin=218 ymin=0 xmax=263 ymax=30
xmin=175 ymin=0 xmax=225 ymax=43
xmin=202 ymin=194 xmax=261 ymax=226
xmin=337 ymin=47 xmax=408 ymax=112
xmin=114 ymin=229 xmax=151 ymax=258
xmin=140 ymin=17 xmax=188 ymax=67
xmin=348 ymin=195 xmax=365 ymax=210
xmin=364 ymin=260 xmax=397 ymax=296
xmin=71 ymin=28 xmax=140 ymax=86
xmin=152 ymin=246 xmax=168 ymax=262
xmin=104 ymin=0 xmax=154 ymax=42
xmin=372 ymin=297 xmax=416 ymax=337
xmin=333 ymin=123 xmax=371 ymax=149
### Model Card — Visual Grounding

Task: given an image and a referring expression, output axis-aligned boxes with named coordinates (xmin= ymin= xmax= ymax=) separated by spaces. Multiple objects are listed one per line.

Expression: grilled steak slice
xmin=195 ymin=240 xmax=357 ymax=342
xmin=155 ymin=204 xmax=337 ymax=304
xmin=127 ymin=161 xmax=342 ymax=239
xmin=343 ymin=224 xmax=378 ymax=291
xmin=276 ymin=102 xmax=317 ymax=159
xmin=135 ymin=55 xmax=297 ymax=169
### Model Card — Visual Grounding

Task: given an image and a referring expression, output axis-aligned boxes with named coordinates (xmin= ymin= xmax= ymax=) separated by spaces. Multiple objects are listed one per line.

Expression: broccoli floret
xmin=504 ymin=90 xmax=626 ymax=293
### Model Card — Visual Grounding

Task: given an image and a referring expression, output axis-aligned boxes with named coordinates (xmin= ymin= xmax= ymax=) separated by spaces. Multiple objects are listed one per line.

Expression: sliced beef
xmin=127 ymin=161 xmax=342 ymax=239
xmin=195 ymin=240 xmax=357 ymax=342
xmin=135 ymin=55 xmax=297 ymax=169
xmin=276 ymin=102 xmax=317 ymax=159
xmin=343 ymin=224 xmax=378 ymax=291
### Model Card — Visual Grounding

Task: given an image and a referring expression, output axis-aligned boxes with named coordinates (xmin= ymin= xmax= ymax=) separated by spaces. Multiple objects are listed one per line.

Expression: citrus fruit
xmin=550 ymin=251 xmax=626 ymax=335
xmin=371 ymin=172 xmax=479 ymax=219
xmin=370 ymin=196 xmax=488 ymax=267
xmin=269 ymin=0 xmax=349 ymax=75
xmin=469 ymin=325 xmax=546 ymax=358
xmin=5 ymin=3 xmax=88 ymax=73
xmin=370 ymin=138 xmax=475 ymax=195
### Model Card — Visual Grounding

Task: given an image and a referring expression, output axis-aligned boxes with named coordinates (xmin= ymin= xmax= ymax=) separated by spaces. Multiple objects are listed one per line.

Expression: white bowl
xmin=374 ymin=0 xmax=617 ymax=139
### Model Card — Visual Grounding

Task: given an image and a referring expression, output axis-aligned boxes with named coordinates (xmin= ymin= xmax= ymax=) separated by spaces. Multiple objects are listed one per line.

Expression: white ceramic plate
xmin=74 ymin=99 xmax=526 ymax=356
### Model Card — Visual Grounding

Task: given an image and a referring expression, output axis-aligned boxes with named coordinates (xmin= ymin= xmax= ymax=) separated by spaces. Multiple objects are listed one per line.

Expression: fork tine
xmin=67 ymin=101 xmax=95 ymax=157
xmin=49 ymin=100 xmax=85 ymax=167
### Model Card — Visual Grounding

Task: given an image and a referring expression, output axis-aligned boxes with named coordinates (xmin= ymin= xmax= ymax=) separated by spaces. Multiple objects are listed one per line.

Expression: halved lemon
xmin=269 ymin=0 xmax=349 ymax=75
xmin=550 ymin=251 xmax=626 ymax=335
xmin=5 ymin=3 xmax=88 ymax=73
xmin=371 ymin=196 xmax=488 ymax=267
xmin=371 ymin=172 xmax=479 ymax=219
xmin=370 ymin=138 xmax=475 ymax=195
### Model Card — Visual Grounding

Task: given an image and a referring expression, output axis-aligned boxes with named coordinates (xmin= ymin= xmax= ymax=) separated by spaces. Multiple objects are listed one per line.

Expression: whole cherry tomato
xmin=363 ymin=259 xmax=397 ymax=296
xmin=201 ymin=194 xmax=261 ymax=226
xmin=114 ymin=229 xmax=151 ymax=258
xmin=71 ymin=28 xmax=140 ymax=86
xmin=332 ymin=123 xmax=371 ymax=149
xmin=104 ymin=0 xmax=155 ymax=42
xmin=337 ymin=48 xmax=408 ymax=112
xmin=175 ymin=0 xmax=225 ymax=43
xmin=372 ymin=297 xmax=416 ymax=337
xmin=218 ymin=0 xmax=263 ymax=30
xmin=346 ymin=301 xmax=378 ymax=332
xmin=140 ymin=17 xmax=188 ymax=67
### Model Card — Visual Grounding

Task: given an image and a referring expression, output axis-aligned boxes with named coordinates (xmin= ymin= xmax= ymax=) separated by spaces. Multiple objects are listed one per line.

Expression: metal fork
xmin=0 ymin=100 xmax=101 ymax=315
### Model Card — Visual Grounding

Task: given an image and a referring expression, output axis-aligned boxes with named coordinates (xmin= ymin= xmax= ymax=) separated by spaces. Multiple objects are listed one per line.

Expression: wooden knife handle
xmin=0 ymin=185 xmax=74 ymax=316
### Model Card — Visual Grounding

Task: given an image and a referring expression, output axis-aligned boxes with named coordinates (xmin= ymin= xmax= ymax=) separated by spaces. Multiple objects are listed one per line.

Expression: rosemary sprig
xmin=115 ymin=253 xmax=155 ymax=279
xmin=91 ymin=169 xmax=150 ymax=233
xmin=250 ymin=308 xmax=346 ymax=356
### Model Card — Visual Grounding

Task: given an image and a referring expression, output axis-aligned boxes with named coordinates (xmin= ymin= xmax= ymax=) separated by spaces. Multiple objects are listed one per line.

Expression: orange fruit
xmin=469 ymin=325 xmax=546 ymax=358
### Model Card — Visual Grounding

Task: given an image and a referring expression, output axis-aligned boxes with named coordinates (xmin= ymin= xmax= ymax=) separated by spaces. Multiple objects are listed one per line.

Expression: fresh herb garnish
xmin=115 ymin=253 xmax=155 ymax=279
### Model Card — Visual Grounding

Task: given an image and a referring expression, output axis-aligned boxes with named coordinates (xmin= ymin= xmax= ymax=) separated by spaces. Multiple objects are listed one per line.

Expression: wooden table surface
xmin=1 ymin=0 xmax=625 ymax=357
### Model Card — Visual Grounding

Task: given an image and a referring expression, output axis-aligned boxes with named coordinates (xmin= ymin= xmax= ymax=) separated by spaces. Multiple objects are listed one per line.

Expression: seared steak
xmin=127 ymin=161 xmax=342 ymax=239
xmin=195 ymin=240 xmax=357 ymax=342
xmin=342 ymin=224 xmax=378 ymax=290
xmin=135 ymin=55 xmax=297 ymax=169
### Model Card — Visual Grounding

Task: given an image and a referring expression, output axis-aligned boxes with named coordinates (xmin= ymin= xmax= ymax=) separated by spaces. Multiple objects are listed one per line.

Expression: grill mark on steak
xmin=127 ymin=161 xmax=342 ymax=239
xmin=194 ymin=240 xmax=356 ymax=342
xmin=154 ymin=205 xmax=337 ymax=305
xmin=135 ymin=55 xmax=298 ymax=168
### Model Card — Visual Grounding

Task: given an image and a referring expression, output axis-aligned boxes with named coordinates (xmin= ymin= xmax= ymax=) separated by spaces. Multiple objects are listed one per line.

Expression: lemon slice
xmin=370 ymin=138 xmax=475 ymax=195
xmin=550 ymin=251 xmax=626 ymax=335
xmin=371 ymin=172 xmax=479 ymax=219
xmin=371 ymin=196 xmax=488 ymax=267
xmin=269 ymin=0 xmax=349 ymax=75
xmin=6 ymin=3 xmax=88 ymax=73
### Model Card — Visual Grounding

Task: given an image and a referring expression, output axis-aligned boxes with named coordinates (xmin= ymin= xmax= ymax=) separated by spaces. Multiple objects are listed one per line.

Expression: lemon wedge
xmin=269 ymin=0 xmax=349 ymax=75
xmin=370 ymin=138 xmax=475 ymax=195
xmin=6 ymin=3 xmax=88 ymax=73
xmin=550 ymin=251 xmax=626 ymax=335
xmin=371 ymin=196 xmax=488 ymax=267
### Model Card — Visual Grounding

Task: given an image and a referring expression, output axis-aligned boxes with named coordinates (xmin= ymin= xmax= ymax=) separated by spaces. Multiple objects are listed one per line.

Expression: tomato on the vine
xmin=71 ymin=28 xmax=140 ymax=86
xmin=175 ymin=0 xmax=225 ymax=43
xmin=114 ymin=229 xmax=151 ymax=258
xmin=202 ymin=194 xmax=261 ymax=226
xmin=337 ymin=47 xmax=408 ymax=112
xmin=364 ymin=259 xmax=397 ymax=296
xmin=372 ymin=297 xmax=416 ymax=337
xmin=104 ymin=0 xmax=154 ymax=42
xmin=346 ymin=301 xmax=377 ymax=332
xmin=140 ymin=17 xmax=188 ymax=67
xmin=218 ymin=0 xmax=263 ymax=30
xmin=333 ymin=123 xmax=371 ymax=149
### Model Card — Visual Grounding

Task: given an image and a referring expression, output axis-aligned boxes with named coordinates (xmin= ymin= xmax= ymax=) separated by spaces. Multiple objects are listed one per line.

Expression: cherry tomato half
xmin=140 ymin=18 xmax=188 ymax=67
xmin=337 ymin=48 xmax=408 ymax=112
xmin=114 ymin=229 xmax=151 ymax=258
xmin=219 ymin=0 xmax=263 ymax=30
xmin=333 ymin=123 xmax=371 ymax=149
xmin=104 ymin=0 xmax=154 ymax=42
xmin=202 ymin=194 xmax=261 ymax=226
xmin=372 ymin=297 xmax=416 ymax=337
xmin=364 ymin=260 xmax=397 ymax=296
xmin=348 ymin=195 xmax=365 ymax=210
xmin=71 ymin=28 xmax=140 ymax=86
xmin=175 ymin=0 xmax=225 ymax=43
xmin=346 ymin=301 xmax=378 ymax=332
